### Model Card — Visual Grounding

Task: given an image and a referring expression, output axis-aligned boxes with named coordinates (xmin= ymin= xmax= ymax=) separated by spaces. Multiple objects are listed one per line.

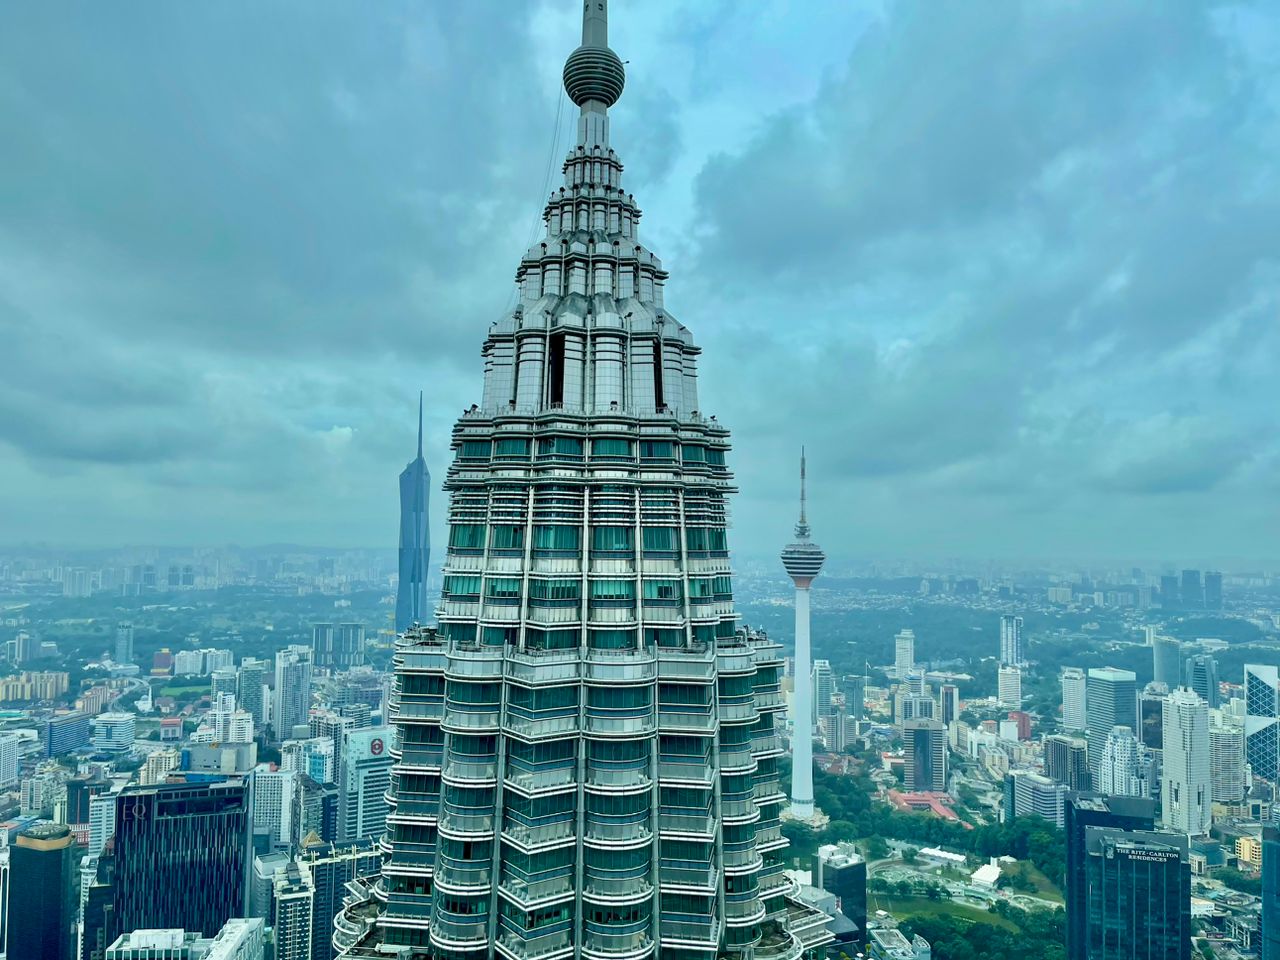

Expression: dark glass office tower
xmin=1045 ymin=734 xmax=1092 ymax=791
xmin=1083 ymin=829 xmax=1190 ymax=960
xmin=1264 ymin=826 xmax=1280 ymax=960
xmin=9 ymin=823 xmax=76 ymax=960
xmin=1066 ymin=794 xmax=1157 ymax=960
xmin=112 ymin=779 xmax=252 ymax=938
xmin=1185 ymin=655 xmax=1219 ymax=709
xmin=396 ymin=394 xmax=430 ymax=633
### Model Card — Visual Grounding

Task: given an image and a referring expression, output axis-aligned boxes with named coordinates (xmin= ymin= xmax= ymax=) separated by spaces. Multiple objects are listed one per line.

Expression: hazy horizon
xmin=3 ymin=1 xmax=1277 ymax=559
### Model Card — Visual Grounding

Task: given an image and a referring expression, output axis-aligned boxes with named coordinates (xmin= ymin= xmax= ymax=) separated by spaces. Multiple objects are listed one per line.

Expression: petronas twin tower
xmin=336 ymin=3 xmax=827 ymax=958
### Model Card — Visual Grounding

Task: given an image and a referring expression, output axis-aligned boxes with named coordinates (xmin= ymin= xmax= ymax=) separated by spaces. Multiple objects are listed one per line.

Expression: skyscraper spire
xmin=563 ymin=0 xmax=625 ymax=147
xmin=416 ymin=390 xmax=423 ymax=460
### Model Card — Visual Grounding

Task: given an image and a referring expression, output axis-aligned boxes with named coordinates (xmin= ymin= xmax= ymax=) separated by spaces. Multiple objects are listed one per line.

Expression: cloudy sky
xmin=1 ymin=1 xmax=1277 ymax=563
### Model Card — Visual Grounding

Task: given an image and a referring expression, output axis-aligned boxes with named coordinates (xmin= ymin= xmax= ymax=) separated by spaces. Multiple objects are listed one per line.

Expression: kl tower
xmin=781 ymin=450 xmax=826 ymax=822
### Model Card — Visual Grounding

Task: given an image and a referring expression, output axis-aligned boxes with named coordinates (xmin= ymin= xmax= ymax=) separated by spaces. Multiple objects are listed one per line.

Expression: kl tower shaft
xmin=780 ymin=450 xmax=826 ymax=821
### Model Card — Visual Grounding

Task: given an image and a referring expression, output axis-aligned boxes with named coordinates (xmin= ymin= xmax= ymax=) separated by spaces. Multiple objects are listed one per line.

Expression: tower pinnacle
xmin=781 ymin=450 xmax=825 ymax=588
xmin=416 ymin=390 xmax=423 ymax=460
xmin=563 ymin=0 xmax=625 ymax=146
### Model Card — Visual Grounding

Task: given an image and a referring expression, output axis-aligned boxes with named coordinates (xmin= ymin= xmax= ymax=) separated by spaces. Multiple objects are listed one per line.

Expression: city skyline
xmin=2 ymin=2 xmax=1278 ymax=560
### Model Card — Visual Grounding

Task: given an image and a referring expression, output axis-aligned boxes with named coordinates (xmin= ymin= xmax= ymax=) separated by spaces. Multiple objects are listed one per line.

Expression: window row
xmin=458 ymin=437 xmax=726 ymax=465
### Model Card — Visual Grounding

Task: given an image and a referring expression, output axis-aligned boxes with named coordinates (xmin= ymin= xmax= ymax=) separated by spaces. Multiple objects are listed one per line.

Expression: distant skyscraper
xmin=1062 ymin=667 xmax=1088 ymax=731
xmin=273 ymin=647 xmax=313 ymax=740
xmin=237 ymin=657 xmax=269 ymax=728
xmin=1209 ymin=713 xmax=1246 ymax=805
xmin=1161 ymin=689 xmax=1211 ymax=836
xmin=940 ymin=683 xmax=960 ymax=726
xmin=843 ymin=674 xmax=868 ymax=722
xmin=1097 ymin=726 xmax=1149 ymax=798
xmin=1159 ymin=574 xmax=1180 ymax=609
xmin=1152 ymin=636 xmax=1182 ymax=688
xmin=336 ymin=727 xmax=391 ymax=845
xmin=1065 ymin=794 xmax=1157 ymax=960
xmin=1045 ymin=733 xmax=1091 ymax=790
xmin=812 ymin=658 xmax=835 ymax=722
xmin=903 ymin=719 xmax=947 ymax=792
xmin=9 ymin=823 xmax=75 ymax=960
xmin=114 ymin=621 xmax=134 ymax=665
xmin=999 ymin=614 xmax=1025 ymax=666
xmin=1180 ymin=570 xmax=1203 ymax=609
xmin=1005 ymin=770 xmax=1069 ymax=828
xmin=91 ymin=712 xmax=135 ymax=754
xmin=1246 ymin=664 xmax=1280 ymax=782
xmin=1204 ymin=571 xmax=1223 ymax=610
xmin=783 ymin=451 xmax=826 ymax=820
xmin=998 ymin=665 xmax=1023 ymax=709
xmin=252 ymin=764 xmax=298 ymax=850
xmin=111 ymin=780 xmax=252 ymax=941
xmin=394 ymin=394 xmax=430 ymax=635
xmin=1082 ymin=828 xmax=1191 ymax=960
xmin=1264 ymin=826 xmax=1280 ymax=960
xmin=1185 ymin=654 xmax=1219 ymax=709
xmin=1086 ymin=667 xmax=1138 ymax=780
xmin=894 ymin=629 xmax=916 ymax=679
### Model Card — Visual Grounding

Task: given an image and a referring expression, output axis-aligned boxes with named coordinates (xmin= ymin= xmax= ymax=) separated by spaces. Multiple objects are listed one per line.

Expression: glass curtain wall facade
xmin=336 ymin=3 xmax=816 ymax=960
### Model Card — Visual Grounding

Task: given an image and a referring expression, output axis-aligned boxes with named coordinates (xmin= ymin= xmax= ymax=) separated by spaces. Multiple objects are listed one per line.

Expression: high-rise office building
xmin=1159 ymin=574 xmax=1180 ymax=609
xmin=1247 ymin=664 xmax=1280 ymax=782
xmin=0 ymin=734 xmax=18 ymax=789
xmin=91 ymin=713 xmax=136 ymax=754
xmin=1045 ymin=733 xmax=1091 ymax=790
xmin=273 ymin=647 xmax=313 ymax=740
xmin=812 ymin=658 xmax=835 ymax=722
xmin=9 ymin=823 xmax=76 ymax=960
xmin=336 ymin=728 xmax=391 ymax=845
xmin=1204 ymin=571 xmax=1223 ymax=611
xmin=903 ymin=719 xmax=947 ymax=792
xmin=1062 ymin=667 xmax=1087 ymax=732
xmin=44 ymin=711 xmax=91 ymax=757
xmin=842 ymin=674 xmax=868 ymax=723
xmin=252 ymin=765 xmax=297 ymax=850
xmin=1086 ymin=667 xmax=1137 ymax=780
xmin=939 ymin=684 xmax=960 ymax=727
xmin=1209 ymin=713 xmax=1246 ymax=805
xmin=784 ymin=451 xmax=826 ymax=820
xmin=312 ymin=623 xmax=368 ymax=671
xmin=1065 ymin=794 xmax=1157 ymax=960
xmin=894 ymin=629 xmax=916 ymax=680
xmin=1138 ymin=686 xmax=1168 ymax=749
xmin=1185 ymin=654 xmax=1219 ymax=709
xmin=211 ymin=667 xmax=238 ymax=703
xmin=999 ymin=614 xmax=1025 ymax=667
xmin=1263 ymin=826 xmax=1280 ymax=960
xmin=273 ymin=863 xmax=314 ymax=960
xmin=282 ymin=737 xmax=336 ymax=785
xmin=1180 ymin=570 xmax=1203 ymax=609
xmin=274 ymin=842 xmax=384 ymax=960
xmin=114 ymin=622 xmax=134 ymax=665
xmin=1082 ymin=828 xmax=1190 ymax=960
xmin=237 ymin=658 xmax=269 ymax=728
xmin=1152 ymin=637 xmax=1182 ymax=688
xmin=111 ymin=780 xmax=252 ymax=941
xmin=1004 ymin=770 xmax=1069 ymax=828
xmin=103 ymin=919 xmax=265 ymax=960
xmin=335 ymin=5 xmax=825 ymax=956
xmin=1097 ymin=726 xmax=1148 ymax=798
xmin=1161 ymin=689 xmax=1211 ymax=836
xmin=814 ymin=843 xmax=867 ymax=949
xmin=395 ymin=394 xmax=430 ymax=635
xmin=997 ymin=665 xmax=1023 ymax=709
